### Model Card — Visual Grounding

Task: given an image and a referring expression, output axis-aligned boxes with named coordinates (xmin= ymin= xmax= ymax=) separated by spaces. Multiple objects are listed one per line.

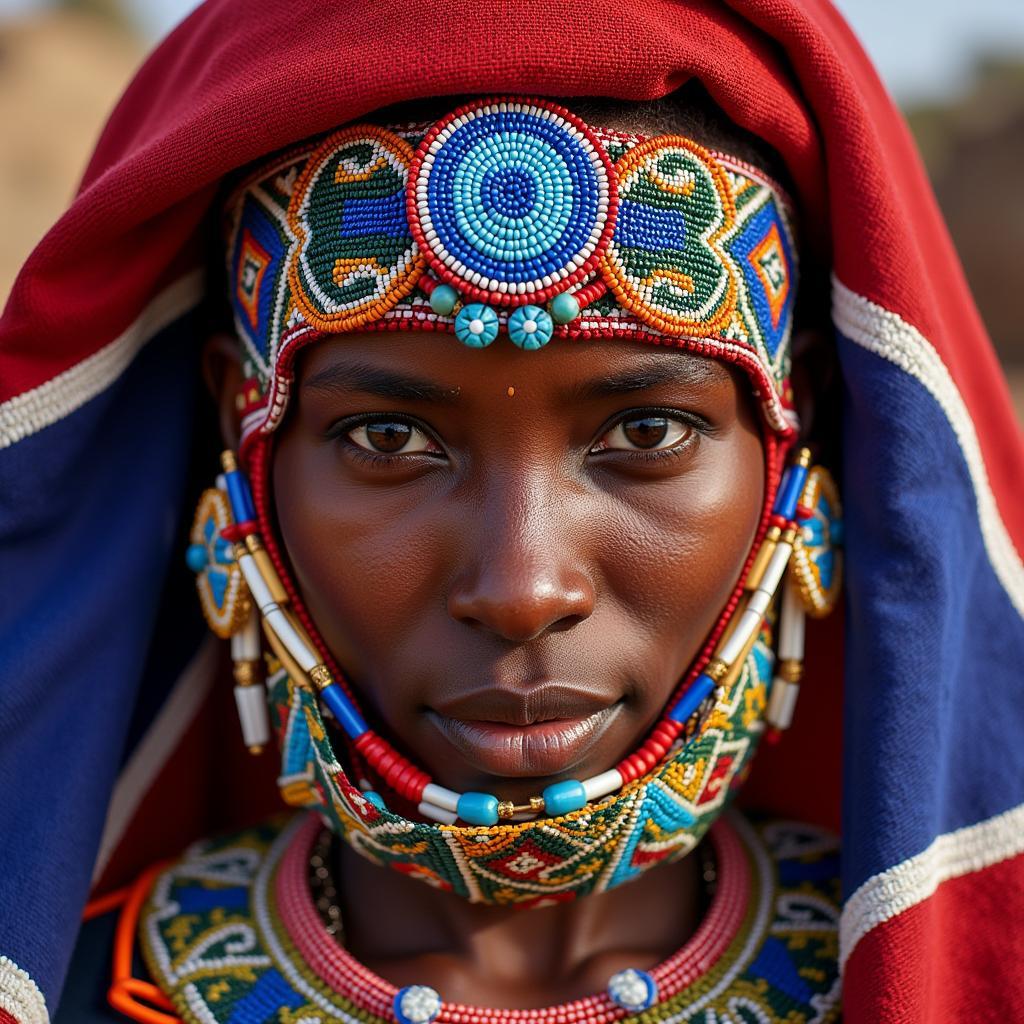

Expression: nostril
xmin=547 ymin=613 xmax=586 ymax=633
xmin=447 ymin=580 xmax=595 ymax=643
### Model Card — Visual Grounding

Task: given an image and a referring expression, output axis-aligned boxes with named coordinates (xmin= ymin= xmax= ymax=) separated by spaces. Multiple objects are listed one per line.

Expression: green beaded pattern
xmin=223 ymin=115 xmax=798 ymax=445
xmin=139 ymin=812 xmax=840 ymax=1024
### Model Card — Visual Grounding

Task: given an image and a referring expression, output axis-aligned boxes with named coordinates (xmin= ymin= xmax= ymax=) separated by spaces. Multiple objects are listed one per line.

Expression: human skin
xmin=211 ymin=331 xmax=765 ymax=1006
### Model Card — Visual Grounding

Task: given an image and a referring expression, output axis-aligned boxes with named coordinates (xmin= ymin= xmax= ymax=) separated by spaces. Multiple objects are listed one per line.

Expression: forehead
xmin=295 ymin=331 xmax=745 ymax=405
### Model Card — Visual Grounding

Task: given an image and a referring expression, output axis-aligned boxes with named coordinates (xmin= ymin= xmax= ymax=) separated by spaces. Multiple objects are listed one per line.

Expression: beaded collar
xmin=264 ymin=625 xmax=774 ymax=906
xmin=138 ymin=811 xmax=841 ymax=1024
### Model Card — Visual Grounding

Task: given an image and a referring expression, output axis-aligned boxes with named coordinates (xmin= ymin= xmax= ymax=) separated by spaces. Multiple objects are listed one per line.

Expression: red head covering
xmin=0 ymin=2 xmax=1022 ymax=1020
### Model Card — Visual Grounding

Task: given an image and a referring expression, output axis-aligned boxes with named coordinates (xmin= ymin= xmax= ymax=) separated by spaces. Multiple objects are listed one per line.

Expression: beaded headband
xmin=223 ymin=97 xmax=800 ymax=445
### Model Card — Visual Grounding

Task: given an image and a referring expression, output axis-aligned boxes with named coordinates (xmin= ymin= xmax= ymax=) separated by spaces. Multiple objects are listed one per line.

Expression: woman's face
xmin=272 ymin=333 xmax=764 ymax=803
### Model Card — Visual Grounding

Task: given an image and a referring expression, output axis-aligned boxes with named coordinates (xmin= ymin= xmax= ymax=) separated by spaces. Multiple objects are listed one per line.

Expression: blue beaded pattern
xmin=188 ymin=488 xmax=249 ymax=638
xmin=410 ymin=101 xmax=613 ymax=302
xmin=791 ymin=466 xmax=843 ymax=617
xmin=223 ymin=97 xmax=800 ymax=442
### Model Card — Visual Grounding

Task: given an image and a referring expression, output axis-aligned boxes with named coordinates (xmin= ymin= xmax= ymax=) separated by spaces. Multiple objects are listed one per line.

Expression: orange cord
xmin=104 ymin=862 xmax=181 ymax=1023
xmin=83 ymin=885 xmax=132 ymax=921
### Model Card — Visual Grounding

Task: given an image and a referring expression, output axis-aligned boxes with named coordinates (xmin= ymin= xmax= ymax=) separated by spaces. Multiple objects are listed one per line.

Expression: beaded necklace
xmin=304 ymin=823 xmax=722 ymax=1021
xmin=138 ymin=810 xmax=843 ymax=1024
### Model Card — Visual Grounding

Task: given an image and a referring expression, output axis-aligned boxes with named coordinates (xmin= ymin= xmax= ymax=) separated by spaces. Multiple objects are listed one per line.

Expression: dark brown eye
xmin=596 ymin=415 xmax=690 ymax=452
xmin=348 ymin=420 xmax=435 ymax=455
xmin=623 ymin=417 xmax=669 ymax=448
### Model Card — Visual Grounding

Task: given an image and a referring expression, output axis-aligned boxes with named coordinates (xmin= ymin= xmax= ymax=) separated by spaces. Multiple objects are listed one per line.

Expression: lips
xmin=426 ymin=682 xmax=622 ymax=778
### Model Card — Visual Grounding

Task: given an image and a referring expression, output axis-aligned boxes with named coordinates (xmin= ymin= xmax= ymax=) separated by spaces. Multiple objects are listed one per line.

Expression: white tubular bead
xmin=779 ymin=580 xmax=806 ymax=662
xmin=237 ymin=553 xmax=276 ymax=613
xmin=216 ymin=473 xmax=227 ymax=492
xmin=746 ymin=586 xmax=772 ymax=620
xmin=231 ymin=609 xmax=261 ymax=661
xmin=234 ymin=683 xmax=270 ymax=748
xmin=418 ymin=801 xmax=459 ymax=825
xmin=718 ymin=607 xmax=764 ymax=665
xmin=766 ymin=678 xmax=800 ymax=730
xmin=582 ymin=769 xmax=623 ymax=802
xmin=422 ymin=784 xmax=460 ymax=813
xmin=758 ymin=541 xmax=794 ymax=597
xmin=264 ymin=607 xmax=319 ymax=672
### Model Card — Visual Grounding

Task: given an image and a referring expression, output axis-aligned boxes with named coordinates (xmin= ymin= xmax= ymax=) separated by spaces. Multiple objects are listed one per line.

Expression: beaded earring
xmin=186 ymin=467 xmax=270 ymax=755
xmin=765 ymin=463 xmax=843 ymax=740
xmin=791 ymin=465 xmax=843 ymax=617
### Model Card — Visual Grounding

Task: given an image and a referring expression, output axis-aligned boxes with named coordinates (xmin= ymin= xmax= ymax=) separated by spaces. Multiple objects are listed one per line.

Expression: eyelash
xmin=326 ymin=415 xmax=442 ymax=468
xmin=326 ymin=408 xmax=708 ymax=467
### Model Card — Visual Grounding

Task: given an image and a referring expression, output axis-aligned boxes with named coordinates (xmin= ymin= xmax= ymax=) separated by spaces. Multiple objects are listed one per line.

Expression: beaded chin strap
xmin=185 ymin=96 xmax=842 ymax=908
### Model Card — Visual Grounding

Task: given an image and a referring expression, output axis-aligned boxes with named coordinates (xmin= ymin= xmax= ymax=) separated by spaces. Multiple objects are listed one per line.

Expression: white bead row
xmin=235 ymin=551 xmax=320 ymax=673
xmin=719 ymin=534 xmax=796 ymax=666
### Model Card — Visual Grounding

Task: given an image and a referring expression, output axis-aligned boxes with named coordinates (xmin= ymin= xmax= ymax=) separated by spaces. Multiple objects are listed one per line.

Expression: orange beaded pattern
xmin=222 ymin=97 xmax=799 ymax=446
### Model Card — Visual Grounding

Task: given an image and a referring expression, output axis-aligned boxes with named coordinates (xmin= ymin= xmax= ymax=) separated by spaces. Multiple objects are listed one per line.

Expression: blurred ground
xmin=0 ymin=11 xmax=143 ymax=293
xmin=0 ymin=8 xmax=1021 ymax=422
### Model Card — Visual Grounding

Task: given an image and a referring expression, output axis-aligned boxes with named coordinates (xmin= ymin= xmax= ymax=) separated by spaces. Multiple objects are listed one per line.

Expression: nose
xmin=446 ymin=487 xmax=596 ymax=643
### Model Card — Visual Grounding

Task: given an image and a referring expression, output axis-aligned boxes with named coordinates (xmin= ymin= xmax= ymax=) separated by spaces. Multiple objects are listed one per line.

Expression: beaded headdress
xmin=223 ymin=97 xmax=800 ymax=447
xmin=194 ymin=97 xmax=840 ymax=909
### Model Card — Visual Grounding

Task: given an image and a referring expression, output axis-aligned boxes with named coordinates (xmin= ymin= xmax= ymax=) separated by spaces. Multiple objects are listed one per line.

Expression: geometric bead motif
xmin=603 ymin=135 xmax=737 ymax=338
xmin=288 ymin=125 xmax=426 ymax=332
xmin=264 ymin=626 xmax=775 ymax=907
xmin=137 ymin=813 xmax=841 ymax=1024
xmin=791 ymin=466 xmax=843 ymax=618
xmin=222 ymin=97 xmax=800 ymax=443
xmin=188 ymin=488 xmax=250 ymax=638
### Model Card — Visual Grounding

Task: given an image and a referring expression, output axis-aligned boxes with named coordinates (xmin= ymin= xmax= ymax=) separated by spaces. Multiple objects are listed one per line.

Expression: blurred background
xmin=0 ymin=0 xmax=1021 ymax=418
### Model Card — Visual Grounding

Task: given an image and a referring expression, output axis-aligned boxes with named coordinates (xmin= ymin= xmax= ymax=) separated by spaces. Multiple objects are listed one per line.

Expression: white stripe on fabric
xmin=90 ymin=637 xmax=218 ymax=885
xmin=0 ymin=270 xmax=204 ymax=450
xmin=839 ymin=801 xmax=1024 ymax=972
xmin=0 ymin=954 xmax=49 ymax=1024
xmin=832 ymin=279 xmax=1024 ymax=619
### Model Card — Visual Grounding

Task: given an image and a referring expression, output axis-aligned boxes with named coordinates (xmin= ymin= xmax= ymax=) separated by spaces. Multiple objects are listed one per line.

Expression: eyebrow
xmin=570 ymin=356 xmax=723 ymax=402
xmin=302 ymin=362 xmax=460 ymax=404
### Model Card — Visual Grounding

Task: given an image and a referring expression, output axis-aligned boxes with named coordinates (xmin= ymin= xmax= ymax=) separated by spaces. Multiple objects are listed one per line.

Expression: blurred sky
xmin=2 ymin=0 xmax=1024 ymax=105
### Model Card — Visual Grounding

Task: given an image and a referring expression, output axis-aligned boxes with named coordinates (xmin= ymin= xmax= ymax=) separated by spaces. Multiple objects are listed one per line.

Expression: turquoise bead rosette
xmin=408 ymin=100 xmax=617 ymax=307
xmin=224 ymin=95 xmax=800 ymax=440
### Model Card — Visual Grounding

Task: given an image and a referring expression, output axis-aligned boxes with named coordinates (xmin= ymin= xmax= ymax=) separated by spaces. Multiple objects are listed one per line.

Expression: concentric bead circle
xmin=409 ymin=99 xmax=617 ymax=306
xmin=454 ymin=303 xmax=499 ymax=348
xmin=507 ymin=305 xmax=554 ymax=350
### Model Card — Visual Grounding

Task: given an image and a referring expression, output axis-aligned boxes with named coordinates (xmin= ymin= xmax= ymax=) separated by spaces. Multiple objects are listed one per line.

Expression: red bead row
xmin=248 ymin=428 xmax=790 ymax=813
xmin=353 ymin=733 xmax=429 ymax=804
xmin=275 ymin=813 xmax=750 ymax=1021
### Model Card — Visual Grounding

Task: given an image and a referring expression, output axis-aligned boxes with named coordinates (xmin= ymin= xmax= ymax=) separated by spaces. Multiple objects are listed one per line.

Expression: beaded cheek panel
xmin=223 ymin=97 xmax=800 ymax=445
xmin=268 ymin=626 xmax=774 ymax=906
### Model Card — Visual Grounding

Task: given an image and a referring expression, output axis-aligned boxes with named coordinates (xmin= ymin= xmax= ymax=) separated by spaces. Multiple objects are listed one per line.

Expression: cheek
xmin=271 ymin=415 xmax=765 ymax=725
xmin=599 ymin=432 xmax=765 ymax=677
xmin=272 ymin=432 xmax=445 ymax=687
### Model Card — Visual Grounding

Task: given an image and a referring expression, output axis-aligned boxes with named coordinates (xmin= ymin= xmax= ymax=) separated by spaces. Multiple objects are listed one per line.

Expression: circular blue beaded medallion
xmin=791 ymin=465 xmax=843 ymax=618
xmin=188 ymin=488 xmax=250 ymax=638
xmin=408 ymin=99 xmax=617 ymax=308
